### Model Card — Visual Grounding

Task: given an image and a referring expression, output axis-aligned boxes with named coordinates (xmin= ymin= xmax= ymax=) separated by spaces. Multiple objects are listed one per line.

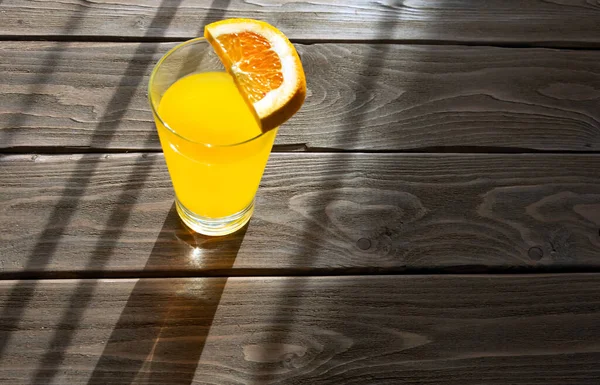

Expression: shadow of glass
xmin=86 ymin=204 xmax=246 ymax=385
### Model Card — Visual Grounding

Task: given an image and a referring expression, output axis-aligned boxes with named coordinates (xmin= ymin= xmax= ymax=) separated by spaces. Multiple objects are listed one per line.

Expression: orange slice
xmin=204 ymin=18 xmax=306 ymax=131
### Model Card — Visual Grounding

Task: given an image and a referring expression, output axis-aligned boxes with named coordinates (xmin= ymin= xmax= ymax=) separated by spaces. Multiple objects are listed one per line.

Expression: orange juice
xmin=155 ymin=72 xmax=277 ymax=219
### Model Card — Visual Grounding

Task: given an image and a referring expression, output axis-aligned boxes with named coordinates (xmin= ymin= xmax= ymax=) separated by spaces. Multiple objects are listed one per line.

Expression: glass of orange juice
xmin=148 ymin=38 xmax=278 ymax=236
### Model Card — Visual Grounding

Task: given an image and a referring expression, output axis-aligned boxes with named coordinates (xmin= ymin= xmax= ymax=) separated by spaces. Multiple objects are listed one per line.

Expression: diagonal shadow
xmin=255 ymin=5 xmax=400 ymax=384
xmin=27 ymin=1 xmax=232 ymax=383
xmin=0 ymin=0 xmax=231 ymax=381
xmin=0 ymin=0 xmax=92 ymax=359
xmin=0 ymin=12 xmax=82 ymax=148
xmin=86 ymin=204 xmax=245 ymax=385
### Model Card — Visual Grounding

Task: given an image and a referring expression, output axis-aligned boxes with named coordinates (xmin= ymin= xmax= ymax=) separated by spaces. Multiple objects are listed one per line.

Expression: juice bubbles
xmin=154 ymin=72 xmax=277 ymax=220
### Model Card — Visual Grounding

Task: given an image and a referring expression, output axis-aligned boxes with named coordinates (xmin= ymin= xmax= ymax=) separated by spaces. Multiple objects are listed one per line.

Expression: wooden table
xmin=1 ymin=1 xmax=600 ymax=384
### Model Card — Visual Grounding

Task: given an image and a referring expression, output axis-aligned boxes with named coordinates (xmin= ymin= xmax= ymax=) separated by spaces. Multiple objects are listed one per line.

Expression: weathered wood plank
xmin=1 ymin=275 xmax=599 ymax=384
xmin=2 ymin=42 xmax=600 ymax=152
xmin=1 ymin=153 xmax=599 ymax=275
xmin=2 ymin=0 xmax=600 ymax=45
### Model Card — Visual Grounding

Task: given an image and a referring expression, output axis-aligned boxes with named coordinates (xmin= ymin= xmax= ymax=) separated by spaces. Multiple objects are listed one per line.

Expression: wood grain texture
xmin=1 ymin=153 xmax=599 ymax=276
xmin=2 ymin=42 xmax=600 ymax=152
xmin=2 ymin=0 xmax=600 ymax=45
xmin=1 ymin=275 xmax=599 ymax=384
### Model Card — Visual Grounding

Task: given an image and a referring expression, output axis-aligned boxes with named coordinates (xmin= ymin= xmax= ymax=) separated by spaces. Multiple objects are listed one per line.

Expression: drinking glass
xmin=148 ymin=38 xmax=278 ymax=236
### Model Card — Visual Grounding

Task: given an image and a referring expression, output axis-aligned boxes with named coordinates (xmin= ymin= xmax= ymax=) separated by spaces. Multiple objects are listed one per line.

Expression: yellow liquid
xmin=155 ymin=72 xmax=277 ymax=218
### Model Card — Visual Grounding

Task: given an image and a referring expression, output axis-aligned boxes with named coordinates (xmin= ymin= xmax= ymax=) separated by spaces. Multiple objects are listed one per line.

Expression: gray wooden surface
xmin=1 ymin=275 xmax=599 ymax=385
xmin=2 ymin=153 xmax=599 ymax=276
xmin=2 ymin=42 xmax=600 ymax=152
xmin=2 ymin=0 xmax=600 ymax=45
xmin=2 ymin=1 xmax=600 ymax=383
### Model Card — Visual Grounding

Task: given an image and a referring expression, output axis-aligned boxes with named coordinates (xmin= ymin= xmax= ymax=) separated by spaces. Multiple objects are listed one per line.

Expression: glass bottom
xmin=175 ymin=198 xmax=254 ymax=236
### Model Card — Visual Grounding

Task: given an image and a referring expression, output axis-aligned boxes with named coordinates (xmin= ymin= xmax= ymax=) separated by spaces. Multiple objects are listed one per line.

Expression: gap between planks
xmin=4 ymin=265 xmax=600 ymax=281
xmin=4 ymin=147 xmax=600 ymax=155
xmin=2 ymin=35 xmax=600 ymax=50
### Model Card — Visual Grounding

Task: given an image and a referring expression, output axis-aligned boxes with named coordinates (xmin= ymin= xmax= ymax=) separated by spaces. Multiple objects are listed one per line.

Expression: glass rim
xmin=148 ymin=37 xmax=270 ymax=148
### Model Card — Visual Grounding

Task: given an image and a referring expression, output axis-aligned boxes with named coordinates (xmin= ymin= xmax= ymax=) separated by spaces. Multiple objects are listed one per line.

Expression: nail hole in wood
xmin=528 ymin=246 xmax=544 ymax=261
xmin=357 ymin=238 xmax=371 ymax=250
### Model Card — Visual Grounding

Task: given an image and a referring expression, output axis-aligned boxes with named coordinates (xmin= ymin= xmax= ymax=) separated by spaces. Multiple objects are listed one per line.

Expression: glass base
xmin=175 ymin=198 xmax=254 ymax=236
